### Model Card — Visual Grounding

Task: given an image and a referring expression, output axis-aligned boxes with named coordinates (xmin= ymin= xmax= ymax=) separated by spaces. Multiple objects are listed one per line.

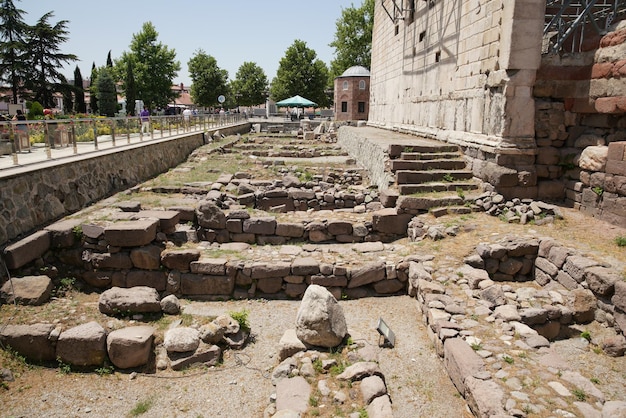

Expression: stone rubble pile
xmin=407 ymin=234 xmax=626 ymax=417
xmin=471 ymin=191 xmax=564 ymax=225
xmin=267 ymin=285 xmax=393 ymax=418
xmin=0 ymin=287 xmax=249 ymax=372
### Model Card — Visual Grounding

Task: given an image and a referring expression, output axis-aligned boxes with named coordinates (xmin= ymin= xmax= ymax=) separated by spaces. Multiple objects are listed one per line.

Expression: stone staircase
xmin=387 ymin=142 xmax=481 ymax=216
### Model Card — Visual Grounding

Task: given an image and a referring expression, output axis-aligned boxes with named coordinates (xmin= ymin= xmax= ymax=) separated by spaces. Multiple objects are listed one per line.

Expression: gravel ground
xmin=1 ymin=296 xmax=469 ymax=418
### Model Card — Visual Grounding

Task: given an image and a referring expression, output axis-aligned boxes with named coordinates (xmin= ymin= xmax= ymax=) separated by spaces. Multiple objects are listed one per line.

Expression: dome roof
xmin=340 ymin=66 xmax=370 ymax=77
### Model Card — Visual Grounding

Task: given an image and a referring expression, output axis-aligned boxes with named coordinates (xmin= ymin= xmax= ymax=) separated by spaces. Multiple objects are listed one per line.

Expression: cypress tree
xmin=73 ymin=65 xmax=86 ymax=113
xmin=89 ymin=62 xmax=98 ymax=114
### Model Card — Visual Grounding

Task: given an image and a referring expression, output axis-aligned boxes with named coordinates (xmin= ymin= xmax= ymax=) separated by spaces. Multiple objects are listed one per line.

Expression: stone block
xmin=563 ymin=255 xmax=600 ymax=283
xmin=568 ymin=288 xmax=597 ymax=323
xmin=0 ymin=323 xmax=56 ymax=362
xmin=180 ymin=273 xmax=234 ymax=296
xmin=535 ymin=257 xmax=558 ymax=277
xmin=98 ymin=286 xmax=161 ymax=315
xmin=190 ymin=258 xmax=228 ymax=275
xmin=277 ymin=329 xmax=307 ymax=361
xmin=106 ymin=326 xmax=154 ymax=369
xmin=257 ymin=277 xmax=283 ymax=293
xmin=250 ymin=262 xmax=291 ymax=279
xmin=556 ymin=270 xmax=579 ymax=290
xmin=443 ymin=338 xmax=485 ymax=395
xmin=88 ymin=252 xmax=133 ymax=270
xmin=379 ymin=189 xmax=399 ymax=208
xmin=45 ymin=218 xmax=82 ymax=249
xmin=130 ymin=245 xmax=162 ymax=270
xmin=56 ymin=321 xmax=107 ymax=367
xmin=169 ymin=344 xmax=221 ymax=371
xmin=136 ymin=210 xmax=180 ymax=234
xmin=161 ymin=249 xmax=201 ymax=271
xmin=607 ymin=141 xmax=626 ymax=161
xmin=3 ymin=230 xmax=51 ymax=269
xmin=348 ymin=261 xmax=386 ymax=288
xmin=275 ymin=376 xmax=311 ymax=413
xmin=613 ymin=281 xmax=626 ymax=312
xmin=606 ymin=159 xmax=626 ymax=176
xmin=126 ymin=270 xmax=167 ymax=291
xmin=372 ymin=208 xmax=413 ymax=235
xmin=373 ymin=278 xmax=404 ymax=294
xmin=243 ymin=217 xmax=276 ymax=235
xmin=327 ymin=221 xmax=353 ymax=236
xmin=537 ymin=180 xmax=565 ymax=200
xmin=104 ymin=219 xmax=158 ymax=247
xmin=275 ymin=222 xmax=304 ymax=237
xmin=291 ymin=257 xmax=320 ymax=276
xmin=82 ymin=271 xmax=114 ymax=288
xmin=0 ymin=275 xmax=53 ymax=306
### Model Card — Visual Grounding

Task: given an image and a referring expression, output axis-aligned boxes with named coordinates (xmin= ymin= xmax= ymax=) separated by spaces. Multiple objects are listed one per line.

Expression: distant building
xmin=334 ymin=66 xmax=370 ymax=121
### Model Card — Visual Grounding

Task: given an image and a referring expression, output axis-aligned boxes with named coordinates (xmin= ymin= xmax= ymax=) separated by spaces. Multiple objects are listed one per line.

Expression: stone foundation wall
xmin=336 ymin=127 xmax=394 ymax=190
xmin=534 ymin=20 xmax=626 ymax=226
xmin=465 ymin=236 xmax=626 ymax=336
xmin=0 ymin=124 xmax=251 ymax=248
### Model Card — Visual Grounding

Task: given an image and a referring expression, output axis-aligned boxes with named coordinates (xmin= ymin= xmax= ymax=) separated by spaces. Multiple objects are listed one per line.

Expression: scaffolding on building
xmin=544 ymin=0 xmax=626 ymax=53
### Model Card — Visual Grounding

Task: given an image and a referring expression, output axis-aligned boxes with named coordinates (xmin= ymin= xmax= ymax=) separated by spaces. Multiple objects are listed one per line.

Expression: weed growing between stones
xmin=615 ymin=235 xmax=626 ymax=247
xmin=228 ymin=309 xmax=250 ymax=333
xmin=129 ymin=398 xmax=153 ymax=416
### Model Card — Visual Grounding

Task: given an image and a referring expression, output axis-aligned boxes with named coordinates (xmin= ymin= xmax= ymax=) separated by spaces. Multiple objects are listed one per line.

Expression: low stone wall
xmin=336 ymin=126 xmax=394 ymax=190
xmin=464 ymin=236 xmax=625 ymax=338
xmin=0 ymin=123 xmax=251 ymax=248
xmin=2 ymin=204 xmax=416 ymax=299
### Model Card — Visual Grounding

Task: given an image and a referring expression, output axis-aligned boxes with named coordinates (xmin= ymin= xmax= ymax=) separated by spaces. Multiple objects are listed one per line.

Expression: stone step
xmin=390 ymin=159 xmax=467 ymax=172
xmin=429 ymin=205 xmax=474 ymax=218
xmin=395 ymin=170 xmax=474 ymax=185
xmin=388 ymin=143 xmax=459 ymax=158
xmin=398 ymin=182 xmax=479 ymax=195
xmin=397 ymin=195 xmax=466 ymax=214
xmin=400 ymin=152 xmax=461 ymax=160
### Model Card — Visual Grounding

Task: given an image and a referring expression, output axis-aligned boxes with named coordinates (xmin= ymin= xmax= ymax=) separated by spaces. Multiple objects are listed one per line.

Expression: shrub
xmin=228 ymin=309 xmax=250 ymax=333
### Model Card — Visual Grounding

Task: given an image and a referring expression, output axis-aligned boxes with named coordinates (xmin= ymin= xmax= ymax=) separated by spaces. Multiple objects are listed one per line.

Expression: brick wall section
xmin=534 ymin=20 xmax=626 ymax=226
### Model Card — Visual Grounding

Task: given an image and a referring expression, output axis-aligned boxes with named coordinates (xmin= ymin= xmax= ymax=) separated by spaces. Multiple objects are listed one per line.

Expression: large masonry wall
xmin=369 ymin=0 xmax=546 ymax=198
xmin=0 ymin=124 xmax=250 ymax=247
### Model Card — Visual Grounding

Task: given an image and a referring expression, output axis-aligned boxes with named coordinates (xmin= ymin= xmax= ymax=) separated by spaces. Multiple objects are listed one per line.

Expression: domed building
xmin=333 ymin=66 xmax=370 ymax=121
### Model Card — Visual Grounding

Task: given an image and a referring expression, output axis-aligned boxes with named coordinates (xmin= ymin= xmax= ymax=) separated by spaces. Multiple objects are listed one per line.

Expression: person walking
xmin=12 ymin=109 xmax=29 ymax=151
xmin=140 ymin=106 xmax=150 ymax=135
xmin=182 ymin=107 xmax=191 ymax=131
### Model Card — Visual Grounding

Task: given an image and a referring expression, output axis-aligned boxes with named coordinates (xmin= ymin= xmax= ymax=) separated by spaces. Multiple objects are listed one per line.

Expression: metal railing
xmin=0 ymin=113 xmax=247 ymax=171
xmin=543 ymin=0 xmax=626 ymax=53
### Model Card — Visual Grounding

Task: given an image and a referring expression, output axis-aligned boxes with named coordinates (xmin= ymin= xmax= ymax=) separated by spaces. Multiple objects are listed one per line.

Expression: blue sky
xmin=20 ymin=0 xmax=360 ymax=85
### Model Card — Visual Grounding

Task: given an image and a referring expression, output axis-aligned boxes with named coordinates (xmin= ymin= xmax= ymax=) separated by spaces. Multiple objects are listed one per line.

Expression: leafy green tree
xmin=28 ymin=101 xmax=43 ymax=118
xmin=271 ymin=40 xmax=330 ymax=107
xmin=73 ymin=65 xmax=86 ymax=113
xmin=329 ymin=0 xmax=374 ymax=79
xmin=96 ymin=68 xmax=117 ymax=117
xmin=116 ymin=22 xmax=180 ymax=109
xmin=230 ymin=62 xmax=268 ymax=107
xmin=188 ymin=49 xmax=229 ymax=108
xmin=0 ymin=0 xmax=31 ymax=104
xmin=27 ymin=11 xmax=77 ymax=109
xmin=89 ymin=62 xmax=98 ymax=114
xmin=124 ymin=59 xmax=137 ymax=115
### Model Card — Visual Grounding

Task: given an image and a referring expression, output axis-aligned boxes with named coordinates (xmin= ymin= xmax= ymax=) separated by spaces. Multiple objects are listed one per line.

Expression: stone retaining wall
xmin=465 ymin=236 xmax=625 ymax=338
xmin=336 ymin=127 xmax=394 ymax=190
xmin=0 ymin=125 xmax=251 ymax=248
xmin=2 ymin=204 xmax=417 ymax=299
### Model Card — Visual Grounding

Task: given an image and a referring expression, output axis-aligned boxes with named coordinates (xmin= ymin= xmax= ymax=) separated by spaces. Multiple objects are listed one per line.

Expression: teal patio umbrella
xmin=275 ymin=95 xmax=317 ymax=107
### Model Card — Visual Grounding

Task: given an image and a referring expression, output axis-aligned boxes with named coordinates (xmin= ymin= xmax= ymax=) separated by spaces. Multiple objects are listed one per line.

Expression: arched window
xmin=359 ymin=80 xmax=366 ymax=90
xmin=342 ymin=81 xmax=349 ymax=91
